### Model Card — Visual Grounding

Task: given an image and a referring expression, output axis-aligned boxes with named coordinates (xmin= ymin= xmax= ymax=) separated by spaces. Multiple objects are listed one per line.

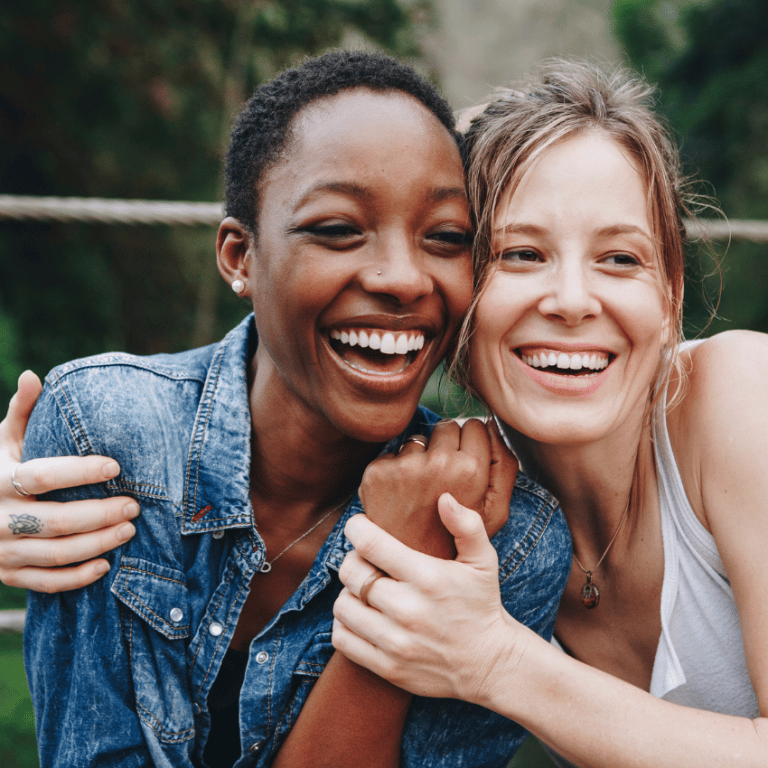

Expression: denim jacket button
xmin=212 ymin=529 xmax=224 ymax=539
xmin=169 ymin=607 xmax=184 ymax=623
xmin=249 ymin=742 xmax=261 ymax=754
xmin=194 ymin=703 xmax=202 ymax=715
xmin=255 ymin=651 xmax=269 ymax=664
xmin=209 ymin=622 xmax=223 ymax=637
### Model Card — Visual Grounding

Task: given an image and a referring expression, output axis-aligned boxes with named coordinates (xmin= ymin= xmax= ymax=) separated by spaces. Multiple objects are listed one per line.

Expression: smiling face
xmin=240 ymin=88 xmax=473 ymax=443
xmin=469 ymin=130 xmax=671 ymax=446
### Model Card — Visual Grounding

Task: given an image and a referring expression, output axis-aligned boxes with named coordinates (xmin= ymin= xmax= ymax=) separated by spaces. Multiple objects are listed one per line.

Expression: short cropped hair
xmin=224 ymin=49 xmax=458 ymax=235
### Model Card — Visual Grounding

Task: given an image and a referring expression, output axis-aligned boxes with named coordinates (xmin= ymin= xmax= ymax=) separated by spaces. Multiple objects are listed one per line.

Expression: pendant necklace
xmin=257 ymin=495 xmax=351 ymax=574
xmin=572 ymin=492 xmax=631 ymax=609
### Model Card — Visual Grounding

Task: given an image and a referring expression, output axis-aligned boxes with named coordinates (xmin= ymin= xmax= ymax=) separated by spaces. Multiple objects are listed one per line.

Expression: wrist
xmin=473 ymin=613 xmax=544 ymax=717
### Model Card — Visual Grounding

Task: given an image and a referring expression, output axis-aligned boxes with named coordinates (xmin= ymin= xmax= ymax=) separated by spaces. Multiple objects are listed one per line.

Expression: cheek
xmin=466 ymin=288 xmax=511 ymax=395
xmin=441 ymin=258 xmax=474 ymax=329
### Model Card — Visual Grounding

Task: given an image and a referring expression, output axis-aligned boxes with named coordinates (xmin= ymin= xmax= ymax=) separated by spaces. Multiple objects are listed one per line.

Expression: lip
xmin=512 ymin=347 xmax=612 ymax=397
xmin=319 ymin=313 xmax=441 ymax=394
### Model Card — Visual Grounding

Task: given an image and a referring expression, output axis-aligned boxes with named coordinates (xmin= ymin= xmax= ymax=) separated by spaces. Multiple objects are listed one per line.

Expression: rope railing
xmin=1 ymin=195 xmax=768 ymax=241
xmin=0 ymin=195 xmax=222 ymax=226
xmin=0 ymin=609 xmax=26 ymax=633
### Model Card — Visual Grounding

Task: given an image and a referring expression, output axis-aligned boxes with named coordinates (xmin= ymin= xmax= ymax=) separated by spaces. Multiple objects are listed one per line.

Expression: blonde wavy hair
xmin=449 ymin=59 xmax=702 ymax=420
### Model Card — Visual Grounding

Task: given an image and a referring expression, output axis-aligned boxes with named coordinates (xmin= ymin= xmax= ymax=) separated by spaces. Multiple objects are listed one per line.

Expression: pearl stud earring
xmin=232 ymin=279 xmax=245 ymax=294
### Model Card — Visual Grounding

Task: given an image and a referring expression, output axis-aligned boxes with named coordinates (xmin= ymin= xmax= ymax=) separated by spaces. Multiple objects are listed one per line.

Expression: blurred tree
xmin=614 ymin=0 xmax=768 ymax=336
xmin=0 ymin=0 xmax=425 ymax=406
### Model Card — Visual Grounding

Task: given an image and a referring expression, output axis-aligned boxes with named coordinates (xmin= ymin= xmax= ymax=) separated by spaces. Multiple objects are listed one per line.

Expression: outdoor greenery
xmin=614 ymin=0 xmax=768 ymax=337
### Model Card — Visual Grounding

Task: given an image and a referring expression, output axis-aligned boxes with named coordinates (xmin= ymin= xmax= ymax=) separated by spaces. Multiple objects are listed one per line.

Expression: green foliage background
xmin=614 ymin=0 xmax=768 ymax=338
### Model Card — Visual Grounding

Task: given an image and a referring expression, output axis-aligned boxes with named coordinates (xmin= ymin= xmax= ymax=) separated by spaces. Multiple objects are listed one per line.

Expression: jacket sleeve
xmin=22 ymin=377 xmax=196 ymax=768
xmin=399 ymin=474 xmax=571 ymax=768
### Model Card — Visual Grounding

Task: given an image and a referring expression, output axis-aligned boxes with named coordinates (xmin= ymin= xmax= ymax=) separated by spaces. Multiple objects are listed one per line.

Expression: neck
xmin=503 ymin=417 xmax=654 ymax=560
xmin=247 ymin=351 xmax=383 ymax=514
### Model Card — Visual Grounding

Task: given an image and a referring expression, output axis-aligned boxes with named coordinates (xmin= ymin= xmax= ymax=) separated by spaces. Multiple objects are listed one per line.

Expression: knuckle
xmin=45 ymin=512 xmax=65 ymax=536
xmin=44 ymin=544 xmax=68 ymax=569
xmin=338 ymin=555 xmax=355 ymax=586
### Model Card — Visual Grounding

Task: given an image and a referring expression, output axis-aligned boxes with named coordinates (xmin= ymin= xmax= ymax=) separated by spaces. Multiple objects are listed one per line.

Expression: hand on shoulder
xmin=0 ymin=371 xmax=138 ymax=592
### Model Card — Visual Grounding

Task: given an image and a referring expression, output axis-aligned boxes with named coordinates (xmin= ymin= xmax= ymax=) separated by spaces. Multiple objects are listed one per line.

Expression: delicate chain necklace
xmin=258 ymin=495 xmax=351 ymax=574
xmin=572 ymin=492 xmax=631 ymax=609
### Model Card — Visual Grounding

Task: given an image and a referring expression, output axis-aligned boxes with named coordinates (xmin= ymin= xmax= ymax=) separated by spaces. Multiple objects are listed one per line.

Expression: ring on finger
xmin=359 ymin=569 xmax=386 ymax=608
xmin=398 ymin=435 xmax=428 ymax=454
xmin=11 ymin=467 xmax=31 ymax=497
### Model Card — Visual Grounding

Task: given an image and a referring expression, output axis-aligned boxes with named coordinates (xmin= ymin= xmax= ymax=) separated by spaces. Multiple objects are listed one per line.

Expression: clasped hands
xmin=333 ymin=419 xmax=522 ymax=703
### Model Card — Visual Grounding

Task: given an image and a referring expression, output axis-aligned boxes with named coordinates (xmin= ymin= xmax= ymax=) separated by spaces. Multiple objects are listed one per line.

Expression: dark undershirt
xmin=203 ymin=647 xmax=249 ymax=768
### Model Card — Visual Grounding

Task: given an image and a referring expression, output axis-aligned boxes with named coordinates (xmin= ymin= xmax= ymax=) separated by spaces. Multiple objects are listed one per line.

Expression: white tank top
xmin=543 ymin=341 xmax=758 ymax=768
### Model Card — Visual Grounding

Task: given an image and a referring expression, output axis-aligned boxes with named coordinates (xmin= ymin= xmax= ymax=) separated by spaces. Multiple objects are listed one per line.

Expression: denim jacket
xmin=24 ymin=314 xmax=571 ymax=768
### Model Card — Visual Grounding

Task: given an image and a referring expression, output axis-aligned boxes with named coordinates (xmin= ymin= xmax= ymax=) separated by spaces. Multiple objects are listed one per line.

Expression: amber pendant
xmin=580 ymin=573 xmax=600 ymax=609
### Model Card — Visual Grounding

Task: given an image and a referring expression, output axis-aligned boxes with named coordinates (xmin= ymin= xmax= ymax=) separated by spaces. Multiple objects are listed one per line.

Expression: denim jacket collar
xmin=180 ymin=314 xmax=424 ymax=576
xmin=182 ymin=315 xmax=254 ymax=535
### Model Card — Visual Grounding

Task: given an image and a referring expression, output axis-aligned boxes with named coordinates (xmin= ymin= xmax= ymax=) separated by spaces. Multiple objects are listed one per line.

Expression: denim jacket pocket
xmin=112 ymin=557 xmax=196 ymax=745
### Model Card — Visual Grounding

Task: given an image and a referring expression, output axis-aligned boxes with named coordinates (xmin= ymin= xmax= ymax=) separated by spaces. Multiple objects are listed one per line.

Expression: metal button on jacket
xmin=209 ymin=622 xmax=223 ymax=637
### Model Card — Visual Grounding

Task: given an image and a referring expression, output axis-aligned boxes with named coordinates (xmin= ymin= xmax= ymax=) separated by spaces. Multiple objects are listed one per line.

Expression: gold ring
xmin=398 ymin=435 xmax=428 ymax=454
xmin=11 ymin=466 xmax=31 ymax=497
xmin=358 ymin=569 xmax=386 ymax=607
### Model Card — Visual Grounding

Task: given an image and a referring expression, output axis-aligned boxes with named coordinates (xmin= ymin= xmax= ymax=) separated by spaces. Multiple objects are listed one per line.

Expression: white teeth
xmin=330 ymin=328 xmax=425 ymax=356
xmin=521 ymin=350 xmax=610 ymax=371
xmin=381 ymin=333 xmax=396 ymax=354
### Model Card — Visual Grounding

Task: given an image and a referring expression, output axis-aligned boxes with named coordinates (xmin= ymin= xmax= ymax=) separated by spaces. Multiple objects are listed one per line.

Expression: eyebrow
xmin=296 ymin=181 xmax=467 ymax=208
xmin=492 ymin=221 xmax=653 ymax=242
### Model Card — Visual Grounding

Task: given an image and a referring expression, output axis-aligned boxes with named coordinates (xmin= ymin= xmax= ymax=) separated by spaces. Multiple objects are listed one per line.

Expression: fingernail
xmin=117 ymin=522 xmax=136 ymax=542
xmin=102 ymin=461 xmax=120 ymax=478
xmin=123 ymin=501 xmax=140 ymax=519
xmin=94 ymin=561 xmax=110 ymax=576
xmin=443 ymin=492 xmax=461 ymax=515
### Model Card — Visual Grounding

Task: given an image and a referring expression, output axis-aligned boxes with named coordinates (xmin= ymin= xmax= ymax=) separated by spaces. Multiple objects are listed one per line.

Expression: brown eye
xmin=429 ymin=230 xmax=473 ymax=246
xmin=501 ymin=249 xmax=540 ymax=262
xmin=603 ymin=253 xmax=640 ymax=267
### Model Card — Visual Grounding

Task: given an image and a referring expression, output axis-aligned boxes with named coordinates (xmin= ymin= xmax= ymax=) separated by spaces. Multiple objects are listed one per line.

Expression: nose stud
xmin=377 ymin=270 xmax=382 ymax=275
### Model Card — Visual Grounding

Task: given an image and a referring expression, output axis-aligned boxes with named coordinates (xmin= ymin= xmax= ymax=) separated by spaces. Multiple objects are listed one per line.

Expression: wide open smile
xmin=513 ymin=346 xmax=615 ymax=396
xmin=516 ymin=347 xmax=612 ymax=376
xmin=329 ymin=327 xmax=426 ymax=375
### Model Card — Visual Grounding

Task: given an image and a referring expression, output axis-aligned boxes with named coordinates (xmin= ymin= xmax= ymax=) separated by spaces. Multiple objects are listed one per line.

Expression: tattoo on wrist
xmin=9 ymin=514 xmax=43 ymax=535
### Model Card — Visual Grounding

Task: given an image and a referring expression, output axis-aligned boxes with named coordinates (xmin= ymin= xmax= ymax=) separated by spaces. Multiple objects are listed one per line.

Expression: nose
xmin=359 ymin=234 xmax=433 ymax=305
xmin=538 ymin=259 xmax=601 ymax=326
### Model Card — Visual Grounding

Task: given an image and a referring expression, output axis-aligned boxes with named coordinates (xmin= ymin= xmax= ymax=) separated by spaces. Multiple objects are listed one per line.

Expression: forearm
xmin=484 ymin=620 xmax=768 ymax=768
xmin=272 ymin=650 xmax=411 ymax=768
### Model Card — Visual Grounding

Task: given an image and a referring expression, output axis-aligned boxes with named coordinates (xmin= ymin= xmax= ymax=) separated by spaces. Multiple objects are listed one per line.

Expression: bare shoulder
xmin=669 ymin=331 xmax=768 ymax=525
xmin=679 ymin=330 xmax=768 ymax=417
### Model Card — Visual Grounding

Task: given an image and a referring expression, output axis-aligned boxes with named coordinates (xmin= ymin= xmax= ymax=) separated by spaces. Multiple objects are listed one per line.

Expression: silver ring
xmin=11 ymin=466 xmax=31 ymax=497
xmin=398 ymin=435 xmax=428 ymax=454
xmin=359 ymin=569 xmax=386 ymax=608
